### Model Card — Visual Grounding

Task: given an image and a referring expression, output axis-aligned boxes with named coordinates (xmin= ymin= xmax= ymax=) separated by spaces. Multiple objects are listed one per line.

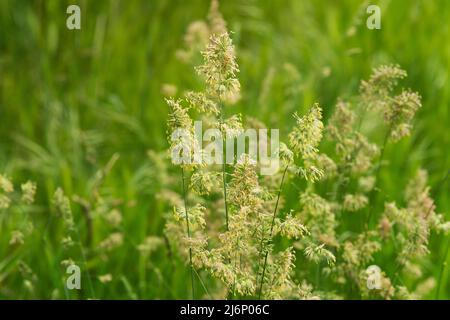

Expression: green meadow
xmin=0 ymin=0 xmax=449 ymax=299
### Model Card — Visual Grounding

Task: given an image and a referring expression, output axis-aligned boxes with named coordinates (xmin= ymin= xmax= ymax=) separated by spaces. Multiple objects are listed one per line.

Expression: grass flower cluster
xmin=160 ymin=1 xmax=449 ymax=300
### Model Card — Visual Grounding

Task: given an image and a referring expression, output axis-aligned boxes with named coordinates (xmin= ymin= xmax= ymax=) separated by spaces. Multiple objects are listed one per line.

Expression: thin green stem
xmin=192 ymin=268 xmax=212 ymax=299
xmin=218 ymin=100 xmax=232 ymax=297
xmin=366 ymin=124 xmax=392 ymax=227
xmin=434 ymin=170 xmax=450 ymax=299
xmin=254 ymin=215 xmax=268 ymax=292
xmin=73 ymin=225 xmax=96 ymax=299
xmin=216 ymin=94 xmax=229 ymax=231
xmin=258 ymin=165 xmax=289 ymax=299
xmin=181 ymin=167 xmax=195 ymax=299
xmin=436 ymin=237 xmax=450 ymax=299
xmin=230 ymin=240 xmax=238 ymax=299
xmin=222 ymin=160 xmax=229 ymax=230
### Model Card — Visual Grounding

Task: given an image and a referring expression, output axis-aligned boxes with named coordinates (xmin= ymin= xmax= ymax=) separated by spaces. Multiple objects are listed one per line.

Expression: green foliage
xmin=0 ymin=0 xmax=449 ymax=299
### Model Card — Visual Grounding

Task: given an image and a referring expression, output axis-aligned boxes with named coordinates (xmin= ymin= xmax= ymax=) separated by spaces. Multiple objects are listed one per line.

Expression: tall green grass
xmin=0 ymin=0 xmax=449 ymax=299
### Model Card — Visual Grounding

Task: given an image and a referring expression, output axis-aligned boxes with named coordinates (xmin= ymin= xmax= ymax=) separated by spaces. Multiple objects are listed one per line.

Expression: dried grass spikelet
xmin=0 ymin=174 xmax=14 ymax=193
xmin=289 ymin=104 xmax=325 ymax=182
xmin=269 ymin=278 xmax=321 ymax=300
xmin=378 ymin=215 xmax=392 ymax=239
xmin=278 ymin=212 xmax=309 ymax=239
xmin=234 ymin=276 xmax=257 ymax=297
xmin=384 ymin=90 xmax=422 ymax=141
xmin=289 ymin=104 xmax=323 ymax=159
xmin=358 ymin=175 xmax=376 ymax=193
xmin=17 ymin=261 xmax=38 ymax=294
xmin=166 ymin=98 xmax=202 ymax=170
xmin=185 ymin=235 xmax=212 ymax=268
xmin=336 ymin=136 xmax=375 ymax=175
xmin=21 ymin=181 xmax=37 ymax=204
xmin=343 ymin=193 xmax=368 ymax=212
xmin=304 ymin=243 xmax=336 ymax=266
xmin=167 ymin=199 xmax=208 ymax=269
xmin=189 ymin=170 xmax=221 ymax=196
xmin=173 ymin=203 xmax=207 ymax=230
xmin=220 ymin=114 xmax=243 ymax=138
xmin=53 ymin=188 xmax=74 ymax=230
xmin=185 ymin=91 xmax=220 ymax=115
xmin=263 ymin=247 xmax=296 ymax=298
xmin=196 ymin=32 xmax=240 ymax=103
xmin=164 ymin=215 xmax=186 ymax=257
xmin=359 ymin=64 xmax=421 ymax=142
xmin=227 ymin=154 xmax=260 ymax=208
xmin=311 ymin=153 xmax=337 ymax=180
xmin=276 ymin=142 xmax=294 ymax=167
xmin=98 ymin=232 xmax=123 ymax=252
xmin=360 ymin=64 xmax=407 ymax=110
xmin=104 ymin=209 xmax=122 ymax=227
xmin=341 ymin=231 xmax=381 ymax=273
xmin=298 ymin=158 xmax=323 ymax=183
xmin=98 ymin=274 xmax=113 ymax=283
xmin=327 ymin=100 xmax=356 ymax=142
xmin=326 ymin=100 xmax=379 ymax=176
xmin=0 ymin=194 xmax=11 ymax=209
xmin=0 ymin=174 xmax=14 ymax=208
xmin=299 ymin=192 xmax=338 ymax=247
xmin=208 ymin=252 xmax=235 ymax=285
xmin=166 ymin=98 xmax=192 ymax=132
xmin=385 ymin=169 xmax=449 ymax=265
xmin=219 ymin=159 xmax=264 ymax=262
xmin=10 ymin=230 xmax=25 ymax=246
xmin=395 ymin=286 xmax=418 ymax=300
xmin=62 ymin=236 xmax=74 ymax=249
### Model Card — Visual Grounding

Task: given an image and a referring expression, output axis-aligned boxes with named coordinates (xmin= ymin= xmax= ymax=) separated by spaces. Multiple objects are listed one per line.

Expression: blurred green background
xmin=0 ymin=0 xmax=449 ymax=299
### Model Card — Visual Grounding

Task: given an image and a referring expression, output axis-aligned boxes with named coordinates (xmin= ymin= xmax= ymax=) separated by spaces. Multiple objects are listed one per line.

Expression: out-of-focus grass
xmin=0 ymin=0 xmax=449 ymax=299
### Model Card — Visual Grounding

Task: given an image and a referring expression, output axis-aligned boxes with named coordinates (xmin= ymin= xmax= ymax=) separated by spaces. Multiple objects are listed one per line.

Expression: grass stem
xmin=366 ymin=124 xmax=392 ymax=227
xmin=258 ymin=165 xmax=289 ymax=299
xmin=181 ymin=167 xmax=195 ymax=299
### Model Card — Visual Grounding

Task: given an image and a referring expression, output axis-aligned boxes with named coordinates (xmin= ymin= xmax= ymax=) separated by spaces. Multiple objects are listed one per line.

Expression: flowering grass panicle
xmin=359 ymin=64 xmax=407 ymax=110
xmin=53 ymin=188 xmax=75 ymax=230
xmin=161 ymin=2 xmax=447 ymax=301
xmin=196 ymin=32 xmax=240 ymax=103
xmin=288 ymin=104 xmax=325 ymax=182
xmin=20 ymin=181 xmax=36 ymax=205
xmin=288 ymin=103 xmax=323 ymax=160
xmin=384 ymin=90 xmax=422 ymax=141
